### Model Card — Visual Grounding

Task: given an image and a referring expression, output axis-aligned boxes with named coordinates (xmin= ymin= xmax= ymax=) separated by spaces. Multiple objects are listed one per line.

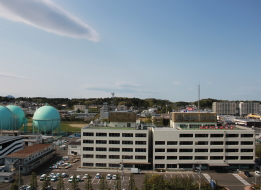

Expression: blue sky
xmin=0 ymin=0 xmax=260 ymax=102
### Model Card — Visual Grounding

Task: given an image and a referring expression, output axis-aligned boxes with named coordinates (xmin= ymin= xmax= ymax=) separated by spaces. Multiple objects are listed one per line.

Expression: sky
xmin=0 ymin=0 xmax=260 ymax=102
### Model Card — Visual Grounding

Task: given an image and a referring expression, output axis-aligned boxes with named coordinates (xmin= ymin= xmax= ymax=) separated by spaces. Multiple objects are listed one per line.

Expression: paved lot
xmin=5 ymin=137 xmax=258 ymax=190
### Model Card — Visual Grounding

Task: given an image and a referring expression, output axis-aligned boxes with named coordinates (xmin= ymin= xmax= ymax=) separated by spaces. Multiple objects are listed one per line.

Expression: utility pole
xmin=198 ymin=84 xmax=200 ymax=112
xmin=120 ymin=160 xmax=124 ymax=189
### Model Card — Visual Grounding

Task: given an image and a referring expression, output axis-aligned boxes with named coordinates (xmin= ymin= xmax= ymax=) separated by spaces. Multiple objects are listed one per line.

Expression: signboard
xmin=187 ymin=107 xmax=194 ymax=111
xmin=199 ymin=126 xmax=235 ymax=130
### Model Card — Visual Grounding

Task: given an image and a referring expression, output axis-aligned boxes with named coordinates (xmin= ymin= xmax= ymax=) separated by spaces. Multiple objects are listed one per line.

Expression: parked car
xmin=95 ymin=173 xmax=100 ymax=179
xmin=83 ymin=174 xmax=88 ymax=179
xmin=40 ymin=174 xmax=46 ymax=181
xmin=76 ymin=175 xmax=81 ymax=182
xmin=56 ymin=173 xmax=61 ymax=177
xmin=106 ymin=174 xmax=111 ymax=180
xmin=112 ymin=175 xmax=117 ymax=180
xmin=255 ymin=171 xmax=261 ymax=176
xmin=244 ymin=171 xmax=252 ymax=177
xmin=50 ymin=176 xmax=57 ymax=182
xmin=61 ymin=173 xmax=67 ymax=178
xmin=68 ymin=176 xmax=74 ymax=183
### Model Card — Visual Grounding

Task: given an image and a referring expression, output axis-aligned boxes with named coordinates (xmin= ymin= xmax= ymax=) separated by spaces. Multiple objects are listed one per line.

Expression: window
xmin=135 ymin=141 xmax=146 ymax=145
xmin=210 ymin=134 xmax=223 ymax=138
xmin=122 ymin=148 xmax=133 ymax=152
xmin=196 ymin=141 xmax=208 ymax=145
xmin=179 ymin=156 xmax=193 ymax=160
xmin=241 ymin=141 xmax=253 ymax=145
xmin=109 ymin=148 xmax=120 ymax=152
xmin=96 ymin=155 xmax=107 ymax=159
xmin=226 ymin=141 xmax=238 ymax=145
xmin=226 ymin=149 xmax=238 ymax=152
xmin=155 ymin=156 xmax=165 ymax=160
xmin=109 ymin=140 xmax=120 ymax=144
xmin=96 ymin=133 xmax=107 ymax=137
xmin=109 ymin=155 xmax=120 ymax=159
xmin=180 ymin=134 xmax=193 ymax=138
xmin=195 ymin=156 xmax=208 ymax=160
xmin=96 ymin=140 xmax=107 ymax=144
xmin=210 ymin=149 xmax=223 ymax=152
xmin=167 ymin=141 xmax=177 ymax=145
xmin=83 ymin=163 xmax=93 ymax=167
xmin=179 ymin=149 xmax=193 ymax=152
xmin=135 ymin=133 xmax=146 ymax=137
xmin=167 ymin=164 xmax=177 ymax=168
xmin=96 ymin=147 xmax=107 ymax=151
xmin=83 ymin=140 xmax=94 ymax=144
xmin=122 ymin=155 xmax=133 ymax=159
xmin=241 ymin=134 xmax=253 ymax=138
xmin=195 ymin=134 xmax=208 ymax=138
xmin=180 ymin=141 xmax=193 ymax=145
xmin=83 ymin=154 xmax=93 ymax=158
xmin=135 ymin=148 xmax=146 ymax=152
xmin=109 ymin=163 xmax=120 ymax=167
xmin=195 ymin=149 xmax=208 ymax=152
xmin=122 ymin=133 xmax=133 ymax=137
xmin=225 ymin=156 xmax=238 ymax=160
xmin=155 ymin=141 xmax=165 ymax=145
xmin=122 ymin=141 xmax=133 ymax=145
xmin=155 ymin=164 xmax=165 ymax=168
xmin=226 ymin=134 xmax=239 ymax=138
xmin=167 ymin=149 xmax=177 ymax=152
xmin=109 ymin=133 xmax=120 ymax=137
xmin=210 ymin=156 xmax=223 ymax=160
xmin=83 ymin=147 xmax=93 ymax=151
xmin=155 ymin=148 xmax=165 ymax=152
xmin=241 ymin=156 xmax=253 ymax=160
xmin=241 ymin=149 xmax=253 ymax=152
xmin=167 ymin=156 xmax=177 ymax=160
xmin=83 ymin=132 xmax=94 ymax=136
xmin=135 ymin=156 xmax=146 ymax=160
xmin=96 ymin=163 xmax=106 ymax=167
xmin=210 ymin=141 xmax=223 ymax=145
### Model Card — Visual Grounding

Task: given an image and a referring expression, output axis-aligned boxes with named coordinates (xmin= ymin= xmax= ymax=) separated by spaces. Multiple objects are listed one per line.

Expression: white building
xmin=68 ymin=140 xmax=81 ymax=156
xmin=239 ymin=102 xmax=260 ymax=116
xmin=81 ymin=127 xmax=150 ymax=170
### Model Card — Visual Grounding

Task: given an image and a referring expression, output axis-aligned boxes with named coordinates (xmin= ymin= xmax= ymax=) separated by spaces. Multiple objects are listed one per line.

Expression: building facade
xmin=68 ymin=141 xmax=81 ymax=156
xmin=81 ymin=127 xmax=150 ymax=170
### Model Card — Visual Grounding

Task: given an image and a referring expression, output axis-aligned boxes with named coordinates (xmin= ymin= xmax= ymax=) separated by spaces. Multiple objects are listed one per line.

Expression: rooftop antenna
xmin=198 ymin=84 xmax=200 ymax=112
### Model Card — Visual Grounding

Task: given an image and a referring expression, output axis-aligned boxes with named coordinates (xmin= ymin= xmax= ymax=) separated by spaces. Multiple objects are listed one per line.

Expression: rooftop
xmin=5 ymin=143 xmax=52 ymax=158
xmin=0 ymin=136 xmax=22 ymax=143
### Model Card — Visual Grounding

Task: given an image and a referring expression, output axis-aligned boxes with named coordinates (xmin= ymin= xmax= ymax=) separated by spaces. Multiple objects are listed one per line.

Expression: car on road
xmin=255 ymin=171 xmax=261 ymax=176
xmin=244 ymin=171 xmax=252 ymax=177
xmin=106 ymin=174 xmax=111 ymax=180
xmin=68 ymin=176 xmax=74 ymax=183
xmin=83 ymin=174 xmax=88 ymax=179
xmin=95 ymin=173 xmax=100 ymax=179
xmin=112 ymin=175 xmax=117 ymax=180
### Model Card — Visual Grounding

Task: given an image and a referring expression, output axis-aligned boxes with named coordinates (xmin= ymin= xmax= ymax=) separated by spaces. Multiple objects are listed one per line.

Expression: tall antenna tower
xmin=198 ymin=84 xmax=200 ymax=112
xmin=111 ymin=92 xmax=115 ymax=107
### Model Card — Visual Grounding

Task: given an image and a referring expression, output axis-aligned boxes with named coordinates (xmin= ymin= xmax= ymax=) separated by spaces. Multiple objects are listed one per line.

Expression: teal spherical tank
xmin=6 ymin=105 xmax=26 ymax=129
xmin=0 ymin=106 xmax=13 ymax=130
xmin=33 ymin=105 xmax=60 ymax=133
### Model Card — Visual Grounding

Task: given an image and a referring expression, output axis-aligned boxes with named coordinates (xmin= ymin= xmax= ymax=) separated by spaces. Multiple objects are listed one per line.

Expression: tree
xmin=114 ymin=173 xmax=121 ymax=190
xmin=56 ymin=176 xmax=65 ymax=190
xmin=84 ymin=174 xmax=93 ymax=190
xmin=41 ymin=176 xmax=51 ymax=190
xmin=10 ymin=183 xmax=18 ymax=190
xmin=149 ymin=174 xmax=166 ymax=190
xmin=99 ymin=175 xmax=108 ymax=190
xmin=70 ymin=175 xmax=79 ymax=190
xmin=15 ymin=171 xmax=23 ymax=187
xmin=256 ymin=143 xmax=261 ymax=158
xmin=29 ymin=172 xmax=38 ymax=190
xmin=141 ymin=174 xmax=152 ymax=190
xmin=128 ymin=173 xmax=136 ymax=190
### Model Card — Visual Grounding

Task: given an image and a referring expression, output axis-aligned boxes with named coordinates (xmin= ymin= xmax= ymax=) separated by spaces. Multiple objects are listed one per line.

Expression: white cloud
xmin=173 ymin=81 xmax=181 ymax=85
xmin=0 ymin=0 xmax=100 ymax=41
xmin=0 ymin=72 xmax=27 ymax=79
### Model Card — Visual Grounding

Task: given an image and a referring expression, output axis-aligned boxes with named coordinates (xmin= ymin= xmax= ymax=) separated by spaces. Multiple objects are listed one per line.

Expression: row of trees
xmin=10 ymin=172 xmax=226 ymax=190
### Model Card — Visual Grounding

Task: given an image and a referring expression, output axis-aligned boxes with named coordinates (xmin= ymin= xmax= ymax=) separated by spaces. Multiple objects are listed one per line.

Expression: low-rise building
xmin=68 ymin=140 xmax=81 ymax=156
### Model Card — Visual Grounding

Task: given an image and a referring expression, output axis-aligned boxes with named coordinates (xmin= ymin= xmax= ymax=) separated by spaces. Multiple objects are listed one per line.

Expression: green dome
xmin=0 ymin=106 xmax=13 ymax=130
xmin=33 ymin=105 xmax=60 ymax=133
xmin=6 ymin=105 xmax=26 ymax=129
